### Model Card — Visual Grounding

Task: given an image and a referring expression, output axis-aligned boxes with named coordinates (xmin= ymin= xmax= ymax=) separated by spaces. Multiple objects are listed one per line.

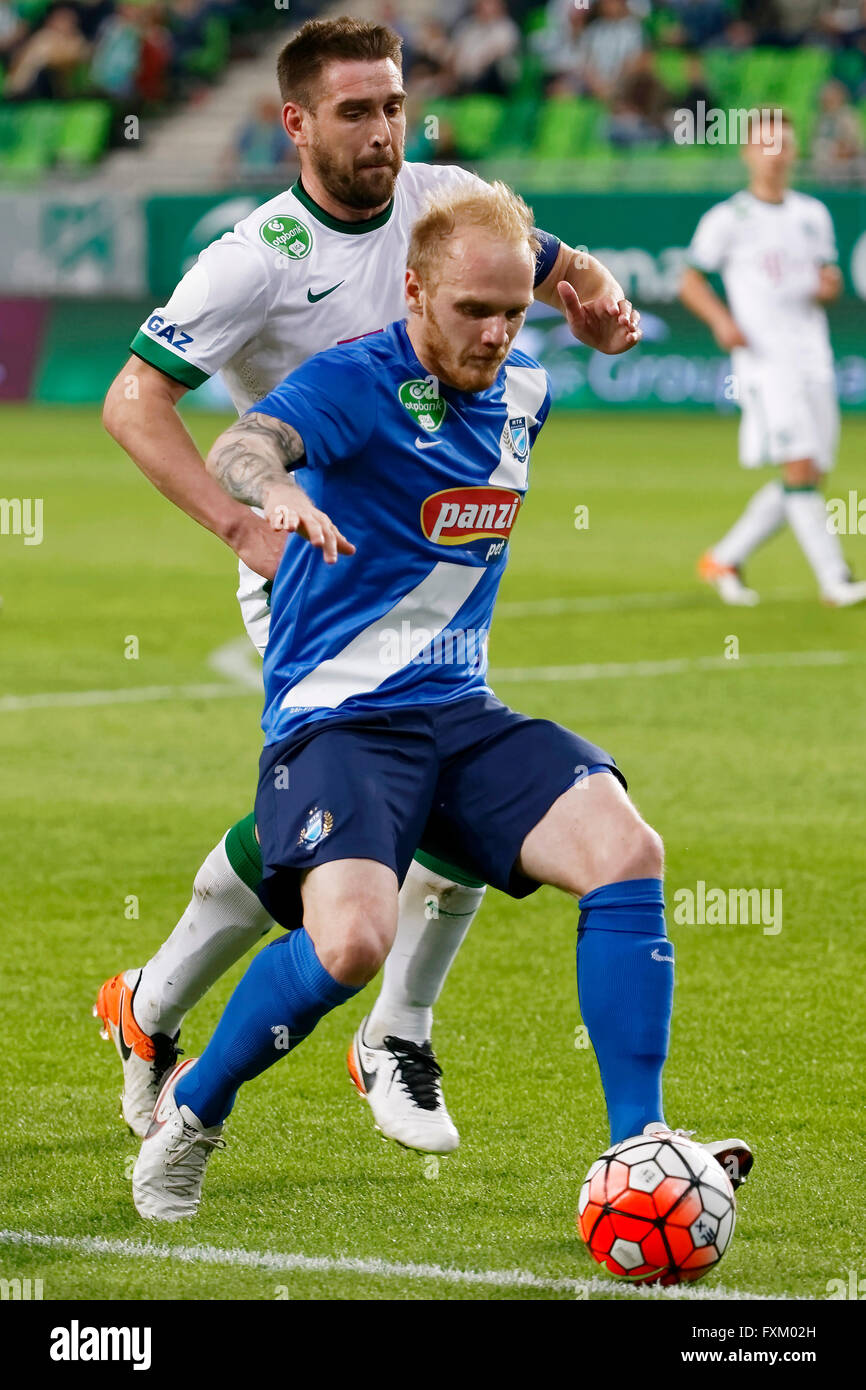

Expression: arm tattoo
xmin=207 ymin=412 xmax=306 ymax=507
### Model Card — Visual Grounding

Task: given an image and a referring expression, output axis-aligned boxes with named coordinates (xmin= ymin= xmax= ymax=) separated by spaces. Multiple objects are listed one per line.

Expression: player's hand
xmin=229 ymin=508 xmax=288 ymax=581
xmin=713 ymin=316 xmax=749 ymax=352
xmin=558 ymin=282 xmax=642 ymax=354
xmin=263 ymin=483 xmax=355 ymax=565
xmin=814 ymin=264 xmax=842 ymax=303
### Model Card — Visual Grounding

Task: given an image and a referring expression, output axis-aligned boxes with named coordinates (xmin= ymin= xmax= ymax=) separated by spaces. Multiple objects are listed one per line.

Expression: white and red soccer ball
xmin=577 ymin=1132 xmax=736 ymax=1286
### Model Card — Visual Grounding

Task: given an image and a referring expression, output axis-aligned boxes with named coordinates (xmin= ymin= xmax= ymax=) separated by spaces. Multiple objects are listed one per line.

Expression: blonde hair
xmin=407 ymin=180 xmax=540 ymax=290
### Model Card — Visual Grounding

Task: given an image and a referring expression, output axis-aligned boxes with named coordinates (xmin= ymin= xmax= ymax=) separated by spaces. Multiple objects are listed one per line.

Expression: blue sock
xmin=576 ymin=878 xmax=674 ymax=1145
xmin=175 ymin=928 xmax=360 ymax=1127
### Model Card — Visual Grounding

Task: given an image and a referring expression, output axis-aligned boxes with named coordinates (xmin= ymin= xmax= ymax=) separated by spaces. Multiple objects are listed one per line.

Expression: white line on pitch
xmin=493 ymin=649 xmax=858 ymax=683
xmin=496 ymin=587 xmax=807 ymax=618
xmin=0 ymin=1229 xmax=800 ymax=1301
xmin=0 ymin=682 xmax=255 ymax=713
xmin=2 ymin=647 xmax=857 ymax=715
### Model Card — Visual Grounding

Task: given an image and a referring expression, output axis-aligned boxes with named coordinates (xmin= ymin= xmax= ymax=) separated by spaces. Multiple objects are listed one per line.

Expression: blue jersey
xmin=253 ymin=318 xmax=552 ymax=745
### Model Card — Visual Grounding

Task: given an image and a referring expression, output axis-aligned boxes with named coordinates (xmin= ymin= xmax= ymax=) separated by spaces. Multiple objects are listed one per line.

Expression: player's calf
xmin=520 ymin=774 xmax=674 ymax=1146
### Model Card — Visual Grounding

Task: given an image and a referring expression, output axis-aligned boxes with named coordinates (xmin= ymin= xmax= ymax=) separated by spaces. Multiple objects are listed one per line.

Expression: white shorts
xmin=736 ymin=363 xmax=839 ymax=473
xmin=237 ymin=555 xmax=270 ymax=657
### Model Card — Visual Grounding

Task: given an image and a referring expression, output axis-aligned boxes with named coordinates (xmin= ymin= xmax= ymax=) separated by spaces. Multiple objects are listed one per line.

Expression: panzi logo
xmin=421 ymin=486 xmax=521 ymax=545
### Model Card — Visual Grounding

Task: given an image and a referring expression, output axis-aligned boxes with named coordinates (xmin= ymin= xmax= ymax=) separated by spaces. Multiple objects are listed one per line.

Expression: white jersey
xmin=687 ymin=189 xmax=838 ymax=380
xmin=131 ymin=162 xmax=483 ymax=653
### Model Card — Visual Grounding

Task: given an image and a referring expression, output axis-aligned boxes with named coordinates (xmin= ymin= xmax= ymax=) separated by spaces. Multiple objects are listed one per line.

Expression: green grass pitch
xmin=1 ymin=403 xmax=864 ymax=1301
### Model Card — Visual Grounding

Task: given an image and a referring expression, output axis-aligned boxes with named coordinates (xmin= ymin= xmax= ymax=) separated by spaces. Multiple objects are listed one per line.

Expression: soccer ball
xmin=577 ymin=1132 xmax=736 ymax=1286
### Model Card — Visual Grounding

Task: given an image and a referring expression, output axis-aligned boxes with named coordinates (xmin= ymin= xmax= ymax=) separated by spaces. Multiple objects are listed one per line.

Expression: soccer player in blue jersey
xmin=132 ymin=181 xmax=752 ymax=1221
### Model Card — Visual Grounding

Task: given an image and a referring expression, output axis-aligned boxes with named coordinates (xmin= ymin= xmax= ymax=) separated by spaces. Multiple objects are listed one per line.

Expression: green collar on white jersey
xmin=291 ymin=176 xmax=395 ymax=234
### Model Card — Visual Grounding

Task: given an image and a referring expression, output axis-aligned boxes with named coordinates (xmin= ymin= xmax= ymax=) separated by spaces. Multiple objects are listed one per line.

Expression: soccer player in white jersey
xmin=680 ymin=111 xmax=866 ymax=608
xmin=98 ymin=16 xmax=642 ymax=1155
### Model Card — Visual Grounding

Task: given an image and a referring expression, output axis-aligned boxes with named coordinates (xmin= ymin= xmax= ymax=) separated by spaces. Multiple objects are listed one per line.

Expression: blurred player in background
xmin=680 ymin=112 xmax=866 ymax=608
xmin=97 ymin=16 xmax=642 ymax=1157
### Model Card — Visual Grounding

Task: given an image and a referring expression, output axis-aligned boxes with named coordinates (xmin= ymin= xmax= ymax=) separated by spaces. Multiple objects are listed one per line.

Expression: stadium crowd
xmin=2 ymin=1 xmax=865 ymax=179
xmin=395 ymin=0 xmax=866 ymax=170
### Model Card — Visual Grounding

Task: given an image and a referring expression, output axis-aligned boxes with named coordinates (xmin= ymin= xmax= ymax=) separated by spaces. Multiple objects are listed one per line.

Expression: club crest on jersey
xmin=260 ymin=215 xmax=313 ymax=261
xmin=399 ymin=378 xmax=447 ymax=433
xmin=298 ymin=807 xmax=333 ymax=848
xmin=502 ymin=415 xmax=529 ymax=464
xmin=421 ymin=486 xmax=521 ymax=545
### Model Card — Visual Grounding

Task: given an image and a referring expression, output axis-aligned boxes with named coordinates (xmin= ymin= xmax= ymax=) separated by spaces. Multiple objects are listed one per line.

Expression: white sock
xmin=713 ymin=480 xmax=786 ymax=568
xmin=365 ymin=858 xmax=486 ymax=1047
xmin=134 ymin=833 xmax=273 ymax=1038
xmin=783 ymin=487 xmax=848 ymax=593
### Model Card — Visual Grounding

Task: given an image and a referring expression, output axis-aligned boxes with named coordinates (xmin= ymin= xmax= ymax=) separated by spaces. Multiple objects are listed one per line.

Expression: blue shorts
xmin=255 ymin=692 xmax=625 ymax=929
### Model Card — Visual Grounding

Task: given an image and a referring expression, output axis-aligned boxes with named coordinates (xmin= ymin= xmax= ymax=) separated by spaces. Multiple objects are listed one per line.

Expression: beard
xmin=309 ymin=133 xmax=402 ymax=211
xmin=422 ymin=301 xmax=509 ymax=393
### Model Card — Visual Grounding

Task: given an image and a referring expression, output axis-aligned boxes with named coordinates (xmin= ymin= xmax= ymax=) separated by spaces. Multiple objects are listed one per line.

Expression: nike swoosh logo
xmin=307 ymin=281 xmax=344 ymax=303
xmin=651 ymin=948 xmax=674 ymax=962
xmin=356 ymin=1048 xmax=377 ymax=1093
xmin=415 ymin=436 xmax=443 ymax=450
xmin=118 ymin=987 xmax=132 ymax=1061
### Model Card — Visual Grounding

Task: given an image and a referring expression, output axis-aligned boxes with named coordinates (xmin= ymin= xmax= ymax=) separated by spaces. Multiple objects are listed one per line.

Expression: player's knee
xmin=314 ymin=910 xmax=393 ymax=987
xmin=587 ymin=816 xmax=664 ymax=891
xmin=615 ymin=819 xmax=664 ymax=883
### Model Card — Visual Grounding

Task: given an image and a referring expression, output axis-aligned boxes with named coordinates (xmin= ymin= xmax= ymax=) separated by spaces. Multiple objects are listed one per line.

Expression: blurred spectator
xmin=539 ymin=0 xmax=591 ymax=90
xmin=678 ymin=50 xmax=712 ymax=119
xmin=575 ymin=0 xmax=644 ymax=102
xmin=608 ymin=48 xmax=671 ymax=147
xmin=169 ymin=0 xmax=208 ymax=84
xmin=6 ymin=5 xmax=90 ymax=97
xmin=89 ymin=3 xmax=142 ymax=98
xmin=406 ymin=19 xmax=454 ymax=98
xmin=0 ymin=1 xmax=26 ymax=61
xmin=452 ymin=0 xmax=520 ymax=96
xmin=662 ymin=1 xmax=728 ymax=48
xmin=812 ymin=78 xmax=865 ymax=168
xmin=225 ymin=96 xmax=297 ymax=179
xmin=136 ymin=4 xmax=173 ymax=105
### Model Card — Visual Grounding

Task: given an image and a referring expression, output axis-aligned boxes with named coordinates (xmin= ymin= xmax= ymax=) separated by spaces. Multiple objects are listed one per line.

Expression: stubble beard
xmin=309 ymin=133 xmax=403 ymax=211
xmin=422 ymin=301 xmax=508 ymax=393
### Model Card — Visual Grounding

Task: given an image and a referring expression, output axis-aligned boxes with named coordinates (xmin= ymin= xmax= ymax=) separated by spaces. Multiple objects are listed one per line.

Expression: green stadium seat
xmin=533 ymin=98 xmax=604 ymax=161
xmin=701 ymin=49 xmax=741 ymax=107
xmin=56 ymin=101 xmax=112 ymax=168
xmin=491 ymin=97 xmax=539 ymax=157
xmin=186 ymin=15 xmax=230 ymax=83
xmin=654 ymin=49 xmax=690 ymax=97
xmin=450 ymin=95 xmax=507 ymax=160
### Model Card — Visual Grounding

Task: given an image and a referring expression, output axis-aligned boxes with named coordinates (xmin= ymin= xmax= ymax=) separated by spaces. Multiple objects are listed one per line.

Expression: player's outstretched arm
xmin=535 ymin=241 xmax=641 ymax=354
xmin=206 ymin=412 xmax=355 ymax=565
xmin=679 ymin=267 xmax=748 ymax=351
xmin=102 ymin=356 xmax=288 ymax=582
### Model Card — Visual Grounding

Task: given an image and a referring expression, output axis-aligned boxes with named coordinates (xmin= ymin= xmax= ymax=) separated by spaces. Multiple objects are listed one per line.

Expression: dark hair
xmin=277 ymin=18 xmax=403 ymax=109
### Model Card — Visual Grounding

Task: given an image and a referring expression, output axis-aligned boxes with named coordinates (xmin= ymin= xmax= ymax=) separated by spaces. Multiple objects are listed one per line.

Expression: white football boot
xmin=697 ymin=552 xmax=760 ymax=606
xmin=642 ymin=1123 xmax=754 ymax=1190
xmin=93 ymin=968 xmax=179 ymax=1138
xmin=132 ymin=1058 xmax=225 ymax=1221
xmin=821 ymin=578 xmax=866 ymax=607
xmin=347 ymin=1018 xmax=459 ymax=1154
